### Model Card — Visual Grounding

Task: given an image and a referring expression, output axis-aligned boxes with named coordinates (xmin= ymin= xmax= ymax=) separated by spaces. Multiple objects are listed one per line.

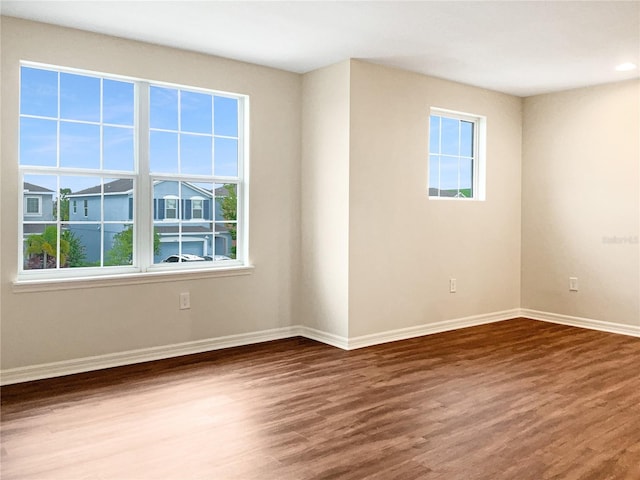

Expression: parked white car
xmin=162 ymin=254 xmax=206 ymax=263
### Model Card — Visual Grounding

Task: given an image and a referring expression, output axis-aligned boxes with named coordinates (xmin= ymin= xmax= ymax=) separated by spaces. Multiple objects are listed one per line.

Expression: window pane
xmin=181 ymin=134 xmax=212 ymax=175
xmin=215 ymin=183 xmax=237 ymax=259
xmin=429 ymin=115 xmax=440 ymax=154
xmin=460 ymin=121 xmax=474 ymax=158
xmin=60 ymin=73 xmax=100 ymax=122
xmin=214 ymin=96 xmax=238 ymax=137
xmin=188 ymin=181 xmax=214 ymax=220
xmin=180 ymin=181 xmax=212 ymax=221
xmin=150 ymin=131 xmax=178 ymax=173
xmin=20 ymin=117 xmax=57 ymax=166
xmin=105 ymin=224 xmax=134 ymax=266
xmin=20 ymin=66 xmax=58 ymax=118
xmin=62 ymin=225 xmax=92 ymax=268
xmin=441 ymin=117 xmax=460 ymax=156
xmin=439 ymin=157 xmax=458 ymax=196
xmin=61 ymin=175 xmax=101 ymax=266
xmin=60 ymin=122 xmax=100 ymax=169
xmin=23 ymin=223 xmax=58 ymax=270
xmin=63 ymin=176 xmax=102 ymax=221
xmin=214 ymin=137 xmax=238 ymax=177
xmin=429 ymin=155 xmax=440 ymax=195
xmin=103 ymin=79 xmax=134 ymax=126
xmin=104 ymin=126 xmax=135 ymax=171
xmin=459 ymin=159 xmax=473 ymax=198
xmin=150 ymin=86 xmax=178 ymax=130
xmin=23 ymin=174 xmax=56 ymax=221
xmin=102 ymin=178 xmax=134 ymax=221
xmin=181 ymin=91 xmax=212 ymax=134
xmin=153 ymin=180 xmax=179 ymax=220
xmin=153 ymin=219 xmax=179 ymax=263
xmin=67 ymin=221 xmax=101 ymax=266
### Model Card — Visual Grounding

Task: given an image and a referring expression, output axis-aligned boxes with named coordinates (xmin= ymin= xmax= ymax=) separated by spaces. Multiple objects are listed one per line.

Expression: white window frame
xmin=191 ymin=197 xmax=204 ymax=220
xmin=72 ymin=200 xmax=77 ymax=214
xmin=164 ymin=195 xmax=178 ymax=220
xmin=24 ymin=196 xmax=42 ymax=216
xmin=83 ymin=199 xmax=89 ymax=217
xmin=17 ymin=61 xmax=250 ymax=284
xmin=428 ymin=107 xmax=486 ymax=201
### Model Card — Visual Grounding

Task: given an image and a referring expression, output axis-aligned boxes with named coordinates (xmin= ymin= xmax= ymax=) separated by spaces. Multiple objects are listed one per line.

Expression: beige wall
xmin=522 ymin=80 xmax=640 ymax=326
xmin=300 ymin=61 xmax=350 ymax=338
xmin=2 ymin=16 xmax=636 ymax=374
xmin=0 ymin=17 xmax=302 ymax=369
xmin=348 ymin=61 xmax=522 ymax=337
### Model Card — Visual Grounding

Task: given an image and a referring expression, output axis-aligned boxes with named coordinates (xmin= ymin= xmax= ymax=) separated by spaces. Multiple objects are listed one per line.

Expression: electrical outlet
xmin=449 ymin=278 xmax=457 ymax=293
xmin=179 ymin=292 xmax=191 ymax=310
xmin=569 ymin=277 xmax=578 ymax=292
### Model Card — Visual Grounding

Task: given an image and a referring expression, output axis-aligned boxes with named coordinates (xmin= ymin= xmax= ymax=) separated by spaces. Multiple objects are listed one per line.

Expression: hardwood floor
xmin=2 ymin=318 xmax=639 ymax=480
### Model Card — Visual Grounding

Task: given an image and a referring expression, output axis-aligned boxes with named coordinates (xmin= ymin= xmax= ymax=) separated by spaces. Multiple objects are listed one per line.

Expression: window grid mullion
xmin=457 ymin=119 xmax=462 ymax=195
xmin=137 ymin=81 xmax=152 ymax=271
xmin=438 ymin=116 xmax=442 ymax=197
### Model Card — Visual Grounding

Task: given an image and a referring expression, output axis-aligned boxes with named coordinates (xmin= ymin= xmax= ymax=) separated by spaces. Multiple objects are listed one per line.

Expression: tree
xmin=25 ymin=226 xmax=70 ymax=269
xmin=220 ymin=184 xmax=237 ymax=258
xmin=107 ymin=226 xmax=161 ymax=265
xmin=54 ymin=188 xmax=72 ymax=221
xmin=61 ymin=229 xmax=86 ymax=267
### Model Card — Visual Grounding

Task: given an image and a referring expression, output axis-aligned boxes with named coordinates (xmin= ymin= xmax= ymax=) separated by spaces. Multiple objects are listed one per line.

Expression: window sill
xmin=12 ymin=264 xmax=255 ymax=293
xmin=428 ymin=196 xmax=485 ymax=202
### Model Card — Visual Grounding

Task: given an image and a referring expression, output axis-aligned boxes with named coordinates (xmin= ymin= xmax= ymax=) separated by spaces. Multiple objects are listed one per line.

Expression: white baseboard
xmin=297 ymin=326 xmax=349 ymax=350
xmin=346 ymin=309 xmax=521 ymax=349
xmin=520 ymin=309 xmax=640 ymax=338
xmin=0 ymin=310 xmax=517 ymax=385
xmin=3 ymin=308 xmax=636 ymax=386
xmin=0 ymin=326 xmax=299 ymax=386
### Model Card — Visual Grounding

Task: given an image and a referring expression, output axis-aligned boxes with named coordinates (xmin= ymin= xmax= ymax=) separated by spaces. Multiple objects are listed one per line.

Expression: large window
xmin=18 ymin=63 xmax=247 ymax=278
xmin=428 ymin=108 xmax=485 ymax=200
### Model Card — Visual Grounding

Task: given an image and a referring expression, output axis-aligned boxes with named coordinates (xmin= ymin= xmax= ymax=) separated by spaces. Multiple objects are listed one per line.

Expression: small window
xmin=428 ymin=108 xmax=485 ymax=200
xmin=72 ymin=200 xmax=77 ymax=214
xmin=192 ymin=198 xmax=204 ymax=220
xmin=83 ymin=199 xmax=89 ymax=217
xmin=164 ymin=196 xmax=178 ymax=219
xmin=25 ymin=196 xmax=41 ymax=215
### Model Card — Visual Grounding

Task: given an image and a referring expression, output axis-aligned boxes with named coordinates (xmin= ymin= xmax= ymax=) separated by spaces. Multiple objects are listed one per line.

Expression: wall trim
xmin=0 ymin=326 xmax=299 ymax=386
xmin=346 ymin=309 xmax=521 ymax=350
xmin=3 ymin=308 xmax=637 ymax=386
xmin=297 ymin=326 xmax=349 ymax=350
xmin=520 ymin=309 xmax=640 ymax=338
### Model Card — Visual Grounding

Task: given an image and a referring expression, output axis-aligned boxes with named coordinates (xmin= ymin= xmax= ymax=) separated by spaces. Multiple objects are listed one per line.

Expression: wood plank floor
xmin=2 ymin=318 xmax=639 ymax=480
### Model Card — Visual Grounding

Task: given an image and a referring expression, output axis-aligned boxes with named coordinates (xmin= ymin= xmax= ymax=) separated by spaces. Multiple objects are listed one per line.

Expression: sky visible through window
xmin=19 ymin=66 xmax=239 ymax=194
xmin=429 ymin=114 xmax=475 ymax=198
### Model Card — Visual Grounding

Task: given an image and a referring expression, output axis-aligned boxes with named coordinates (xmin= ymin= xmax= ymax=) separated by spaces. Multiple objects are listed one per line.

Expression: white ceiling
xmin=2 ymin=1 xmax=639 ymax=97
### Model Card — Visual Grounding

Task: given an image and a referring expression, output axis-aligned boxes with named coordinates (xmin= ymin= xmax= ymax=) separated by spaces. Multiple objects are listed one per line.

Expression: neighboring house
xmin=67 ymin=179 xmax=234 ymax=264
xmin=22 ymin=182 xmax=56 ymax=269
xmin=22 ymin=182 xmax=55 ymax=234
xmin=67 ymin=178 xmax=133 ymax=264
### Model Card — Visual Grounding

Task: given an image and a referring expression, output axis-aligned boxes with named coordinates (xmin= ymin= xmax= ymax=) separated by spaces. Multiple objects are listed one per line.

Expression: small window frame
xmin=164 ymin=195 xmax=179 ymax=220
xmin=428 ymin=107 xmax=486 ymax=201
xmin=24 ymin=196 xmax=42 ymax=216
xmin=191 ymin=197 xmax=204 ymax=220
